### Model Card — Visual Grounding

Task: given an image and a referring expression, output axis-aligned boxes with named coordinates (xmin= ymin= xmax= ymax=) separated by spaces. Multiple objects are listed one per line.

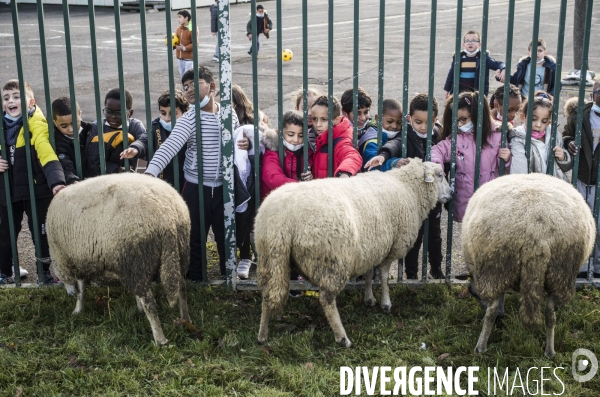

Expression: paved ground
xmin=1 ymin=0 xmax=599 ymax=281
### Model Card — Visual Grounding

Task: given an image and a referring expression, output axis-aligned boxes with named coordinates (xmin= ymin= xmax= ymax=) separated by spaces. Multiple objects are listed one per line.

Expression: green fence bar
xmin=36 ymin=0 xmax=55 ymax=150
xmin=445 ymin=0 xmax=463 ymax=280
xmin=277 ymin=0 xmax=284 ymax=168
xmin=62 ymin=0 xmax=83 ymax=181
xmin=87 ymin=0 xmax=105 ymax=175
xmin=11 ymin=1 xmax=44 ymax=284
xmin=327 ymin=0 xmax=333 ymax=177
xmin=139 ymin=0 xmax=154 ymax=163
xmin=546 ymin=0 xmax=567 ymax=175
xmin=401 ymin=0 xmax=410 ymax=159
xmin=250 ymin=0 xmax=261 ymax=206
xmin=302 ymin=0 xmax=309 ymax=173
xmin=474 ymin=0 xmax=489 ymax=191
xmin=164 ymin=0 xmax=179 ymax=192
xmin=352 ymin=0 xmax=359 ymax=147
xmin=375 ymin=0 xmax=385 ymax=151
xmin=189 ymin=0 xmax=208 ymax=282
xmin=113 ymin=3 xmax=130 ymax=173
xmin=499 ymin=0 xmax=515 ymax=176
xmin=524 ymin=0 xmax=542 ymax=171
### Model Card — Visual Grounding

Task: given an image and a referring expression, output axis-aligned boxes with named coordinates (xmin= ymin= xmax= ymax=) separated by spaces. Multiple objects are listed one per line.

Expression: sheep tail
xmin=256 ymin=230 xmax=291 ymax=315
xmin=160 ymin=246 xmax=182 ymax=308
xmin=518 ymin=241 xmax=551 ymax=327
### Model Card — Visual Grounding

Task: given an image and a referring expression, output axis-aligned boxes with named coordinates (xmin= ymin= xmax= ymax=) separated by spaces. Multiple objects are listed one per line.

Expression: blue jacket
xmin=444 ymin=50 xmax=505 ymax=96
xmin=358 ymin=125 xmax=388 ymax=169
xmin=509 ymin=55 xmax=557 ymax=96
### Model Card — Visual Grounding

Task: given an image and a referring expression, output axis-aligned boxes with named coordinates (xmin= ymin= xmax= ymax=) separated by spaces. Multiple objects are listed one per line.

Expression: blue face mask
xmin=198 ymin=93 xmax=210 ymax=109
xmin=3 ymin=113 xmax=21 ymax=122
xmin=159 ymin=118 xmax=173 ymax=132
xmin=592 ymin=103 xmax=600 ymax=115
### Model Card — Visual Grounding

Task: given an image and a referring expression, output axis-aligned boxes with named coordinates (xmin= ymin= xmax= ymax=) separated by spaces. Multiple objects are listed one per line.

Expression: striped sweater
xmin=145 ymin=104 xmax=239 ymax=187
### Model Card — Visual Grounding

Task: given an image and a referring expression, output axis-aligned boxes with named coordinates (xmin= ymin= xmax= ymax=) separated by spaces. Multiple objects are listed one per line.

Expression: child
xmin=85 ymin=88 xmax=147 ymax=178
xmin=510 ymin=39 xmax=557 ymax=98
xmin=294 ymin=86 xmax=322 ymax=150
xmin=175 ymin=10 xmax=194 ymax=78
xmin=149 ymin=90 xmax=189 ymax=190
xmin=210 ymin=0 xmax=219 ymax=62
xmin=509 ymin=92 xmax=571 ymax=180
xmin=0 ymin=80 xmax=66 ymax=284
xmin=358 ymin=98 xmax=402 ymax=168
xmin=310 ymin=95 xmax=362 ymax=179
xmin=51 ymin=97 xmax=92 ymax=185
xmin=563 ymin=80 xmax=600 ymax=278
xmin=443 ymin=30 xmax=506 ymax=97
xmin=489 ymin=84 xmax=522 ymax=127
xmin=145 ymin=66 xmax=241 ymax=282
xmin=246 ymin=4 xmax=272 ymax=55
xmin=431 ymin=91 xmax=511 ymax=222
xmin=340 ymin=86 xmax=373 ymax=136
xmin=365 ymin=94 xmax=444 ymax=279
xmin=232 ymin=84 xmax=269 ymax=131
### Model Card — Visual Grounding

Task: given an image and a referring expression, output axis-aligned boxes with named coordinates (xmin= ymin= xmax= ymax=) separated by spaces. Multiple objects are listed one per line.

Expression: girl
xmin=509 ymin=91 xmax=571 ymax=180
xmin=431 ymin=91 xmax=511 ymax=222
xmin=489 ymin=84 xmax=522 ymax=127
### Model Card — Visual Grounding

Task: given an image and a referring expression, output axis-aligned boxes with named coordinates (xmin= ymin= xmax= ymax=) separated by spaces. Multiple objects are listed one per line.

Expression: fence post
xmin=499 ymin=0 xmax=515 ymax=176
xmin=474 ymin=0 xmax=489 ymax=191
xmin=523 ymin=0 xmax=542 ymax=172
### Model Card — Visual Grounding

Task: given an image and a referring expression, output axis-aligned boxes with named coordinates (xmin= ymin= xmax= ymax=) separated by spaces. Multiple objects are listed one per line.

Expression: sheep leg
xmin=363 ymin=268 xmax=376 ymax=307
xmin=379 ymin=261 xmax=392 ymax=313
xmin=178 ymin=281 xmax=191 ymax=323
xmin=319 ymin=290 xmax=351 ymax=347
xmin=73 ymin=280 xmax=86 ymax=314
xmin=257 ymin=300 xmax=270 ymax=344
xmin=135 ymin=296 xmax=144 ymax=314
xmin=137 ymin=291 xmax=169 ymax=346
xmin=544 ymin=296 xmax=557 ymax=358
xmin=475 ymin=297 xmax=501 ymax=353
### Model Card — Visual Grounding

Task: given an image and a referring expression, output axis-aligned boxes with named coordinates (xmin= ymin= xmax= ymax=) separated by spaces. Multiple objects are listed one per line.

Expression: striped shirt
xmin=145 ymin=103 xmax=239 ymax=187
xmin=459 ymin=54 xmax=477 ymax=92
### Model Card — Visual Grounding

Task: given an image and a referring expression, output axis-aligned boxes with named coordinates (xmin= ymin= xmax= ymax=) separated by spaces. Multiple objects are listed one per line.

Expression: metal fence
xmin=0 ymin=0 xmax=598 ymax=289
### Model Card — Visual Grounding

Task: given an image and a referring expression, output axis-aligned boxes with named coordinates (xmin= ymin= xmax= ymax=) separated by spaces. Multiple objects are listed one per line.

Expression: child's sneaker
xmin=212 ymin=55 xmax=219 ymax=62
xmin=289 ymin=290 xmax=303 ymax=298
xmin=0 ymin=274 xmax=15 ymax=285
xmin=19 ymin=266 xmax=28 ymax=277
xmin=43 ymin=271 xmax=62 ymax=285
xmin=237 ymin=259 xmax=252 ymax=279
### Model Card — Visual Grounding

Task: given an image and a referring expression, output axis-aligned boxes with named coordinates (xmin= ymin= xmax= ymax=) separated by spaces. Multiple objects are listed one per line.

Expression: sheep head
xmin=422 ymin=162 xmax=451 ymax=204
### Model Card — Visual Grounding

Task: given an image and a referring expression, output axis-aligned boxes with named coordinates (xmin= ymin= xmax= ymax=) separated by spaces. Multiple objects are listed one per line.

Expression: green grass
xmin=0 ymin=283 xmax=599 ymax=396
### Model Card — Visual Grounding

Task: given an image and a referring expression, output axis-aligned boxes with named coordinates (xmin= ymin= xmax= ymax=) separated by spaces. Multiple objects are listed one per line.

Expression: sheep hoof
xmin=338 ymin=337 xmax=352 ymax=348
xmin=381 ymin=304 xmax=391 ymax=313
xmin=157 ymin=339 xmax=170 ymax=347
xmin=544 ymin=349 xmax=556 ymax=359
xmin=257 ymin=338 xmax=266 ymax=345
xmin=474 ymin=346 xmax=487 ymax=354
xmin=365 ymin=298 xmax=377 ymax=307
xmin=72 ymin=309 xmax=82 ymax=315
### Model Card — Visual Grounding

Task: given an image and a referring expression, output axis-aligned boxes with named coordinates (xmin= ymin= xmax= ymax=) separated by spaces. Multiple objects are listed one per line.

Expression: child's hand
xmin=212 ymin=32 xmax=216 ymax=37
xmin=0 ymin=158 xmax=8 ymax=173
xmin=364 ymin=155 xmax=385 ymax=170
xmin=498 ymin=148 xmax=511 ymax=162
xmin=237 ymin=132 xmax=250 ymax=151
xmin=496 ymin=69 xmax=506 ymax=83
xmin=395 ymin=158 xmax=410 ymax=168
xmin=444 ymin=91 xmax=450 ymax=99
xmin=568 ymin=141 xmax=579 ymax=156
xmin=553 ymin=146 xmax=565 ymax=161
xmin=120 ymin=147 xmax=139 ymax=160
xmin=300 ymin=167 xmax=313 ymax=182
xmin=247 ymin=34 xmax=252 ymax=41
xmin=264 ymin=28 xmax=271 ymax=35
xmin=52 ymin=185 xmax=67 ymax=195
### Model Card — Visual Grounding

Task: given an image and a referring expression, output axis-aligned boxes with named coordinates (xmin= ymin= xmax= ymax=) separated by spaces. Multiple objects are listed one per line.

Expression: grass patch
xmin=0 ymin=283 xmax=599 ymax=396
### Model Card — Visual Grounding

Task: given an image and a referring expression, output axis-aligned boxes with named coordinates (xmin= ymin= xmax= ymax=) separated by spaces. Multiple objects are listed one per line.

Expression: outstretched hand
xmin=120 ymin=147 xmax=139 ymax=160
xmin=364 ymin=155 xmax=385 ymax=171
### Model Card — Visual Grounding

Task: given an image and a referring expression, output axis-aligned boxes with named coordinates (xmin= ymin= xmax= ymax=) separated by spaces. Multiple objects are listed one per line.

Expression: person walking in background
xmin=210 ymin=0 xmax=219 ymax=62
xmin=246 ymin=4 xmax=272 ymax=55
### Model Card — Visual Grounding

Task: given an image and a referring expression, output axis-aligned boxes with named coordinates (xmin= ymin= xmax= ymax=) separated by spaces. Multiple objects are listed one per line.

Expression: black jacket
xmin=378 ymin=123 xmax=442 ymax=162
xmin=246 ymin=12 xmax=272 ymax=38
xmin=510 ymin=55 xmax=557 ymax=96
xmin=563 ymin=102 xmax=598 ymax=185
xmin=149 ymin=118 xmax=185 ymax=191
xmin=55 ymin=121 xmax=91 ymax=185
xmin=210 ymin=3 xmax=218 ymax=33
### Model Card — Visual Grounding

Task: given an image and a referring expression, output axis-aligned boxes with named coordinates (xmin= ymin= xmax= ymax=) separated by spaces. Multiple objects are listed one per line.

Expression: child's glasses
xmin=183 ymin=84 xmax=194 ymax=92
xmin=103 ymin=108 xmax=122 ymax=118
xmin=464 ymin=40 xmax=480 ymax=44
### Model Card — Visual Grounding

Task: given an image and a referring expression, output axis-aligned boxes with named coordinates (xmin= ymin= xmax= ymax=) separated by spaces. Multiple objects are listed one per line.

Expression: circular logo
xmin=572 ymin=348 xmax=598 ymax=382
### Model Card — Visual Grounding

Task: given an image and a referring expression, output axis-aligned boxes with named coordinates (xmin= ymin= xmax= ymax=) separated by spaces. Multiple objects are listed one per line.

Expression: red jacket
xmin=311 ymin=117 xmax=362 ymax=179
xmin=260 ymin=128 xmax=313 ymax=200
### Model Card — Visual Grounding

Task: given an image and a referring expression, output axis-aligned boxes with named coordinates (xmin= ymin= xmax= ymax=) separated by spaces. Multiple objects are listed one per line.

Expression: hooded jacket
xmin=444 ymin=50 xmax=505 ymax=96
xmin=0 ymin=106 xmax=66 ymax=205
xmin=377 ymin=123 xmax=442 ymax=171
xmin=54 ymin=121 xmax=91 ymax=185
xmin=260 ymin=127 xmax=313 ymax=200
xmin=246 ymin=12 xmax=273 ymax=38
xmin=510 ymin=55 xmax=557 ymax=96
xmin=311 ymin=117 xmax=362 ymax=179
xmin=563 ymin=102 xmax=599 ymax=185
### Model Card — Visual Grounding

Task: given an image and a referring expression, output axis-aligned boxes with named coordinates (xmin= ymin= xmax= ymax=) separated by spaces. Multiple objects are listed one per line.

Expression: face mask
xmin=536 ymin=58 xmax=544 ymax=64
xmin=383 ymin=129 xmax=400 ymax=139
xmin=283 ymin=140 xmax=303 ymax=152
xmin=256 ymin=12 xmax=264 ymax=17
xmin=531 ymin=130 xmax=546 ymax=140
xmin=159 ymin=118 xmax=173 ymax=132
xmin=458 ymin=121 xmax=474 ymax=133
xmin=592 ymin=103 xmax=600 ymax=114
xmin=496 ymin=112 xmax=502 ymax=121
xmin=3 ymin=113 xmax=21 ymax=122
xmin=198 ymin=92 xmax=211 ymax=108
xmin=464 ymin=48 xmax=480 ymax=56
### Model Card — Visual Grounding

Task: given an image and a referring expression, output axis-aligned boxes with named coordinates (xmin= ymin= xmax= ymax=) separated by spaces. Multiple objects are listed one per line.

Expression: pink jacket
xmin=431 ymin=130 xmax=510 ymax=222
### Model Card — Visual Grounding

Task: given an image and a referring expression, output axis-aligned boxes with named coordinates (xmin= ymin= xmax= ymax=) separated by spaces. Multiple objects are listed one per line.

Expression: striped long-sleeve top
xmin=145 ymin=104 xmax=239 ymax=187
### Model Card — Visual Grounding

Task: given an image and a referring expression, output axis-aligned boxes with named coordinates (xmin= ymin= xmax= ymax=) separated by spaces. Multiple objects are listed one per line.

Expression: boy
xmin=564 ymin=80 xmax=600 ymax=279
xmin=357 ymin=98 xmax=403 ymax=167
xmin=443 ymin=30 xmax=505 ymax=97
xmin=310 ymin=95 xmax=362 ymax=179
xmin=246 ymin=4 xmax=272 ymax=55
xmin=175 ymin=10 xmax=194 ymax=78
xmin=340 ymin=87 xmax=372 ymax=136
xmin=84 ymin=88 xmax=147 ymax=178
xmin=51 ymin=97 xmax=92 ymax=185
xmin=145 ymin=66 xmax=240 ymax=282
xmin=510 ymin=39 xmax=557 ymax=98
xmin=0 ymin=80 xmax=66 ymax=284
xmin=150 ymin=90 xmax=189 ymax=190
xmin=365 ymin=94 xmax=444 ymax=279
xmin=210 ymin=0 xmax=219 ymax=62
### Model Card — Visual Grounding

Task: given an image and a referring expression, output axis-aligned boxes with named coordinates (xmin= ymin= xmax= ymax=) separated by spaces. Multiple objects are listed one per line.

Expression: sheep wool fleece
xmin=46 ymin=173 xmax=191 ymax=346
xmin=462 ymin=173 xmax=595 ymax=357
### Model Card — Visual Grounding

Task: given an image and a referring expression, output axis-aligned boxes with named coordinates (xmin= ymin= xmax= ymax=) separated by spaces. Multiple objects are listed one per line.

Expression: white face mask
xmin=536 ymin=58 xmax=545 ymax=64
xmin=458 ymin=121 xmax=474 ymax=133
xmin=198 ymin=92 xmax=211 ymax=108
xmin=383 ymin=129 xmax=400 ymax=139
xmin=283 ymin=140 xmax=303 ymax=152
xmin=414 ymin=129 xmax=428 ymax=139
xmin=591 ymin=103 xmax=600 ymax=114
xmin=256 ymin=12 xmax=264 ymax=17
xmin=464 ymin=48 xmax=480 ymax=56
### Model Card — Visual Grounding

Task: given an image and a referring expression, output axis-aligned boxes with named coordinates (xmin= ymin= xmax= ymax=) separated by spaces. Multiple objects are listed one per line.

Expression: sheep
xmin=462 ymin=173 xmax=595 ymax=358
xmin=46 ymin=173 xmax=191 ymax=346
xmin=255 ymin=159 xmax=452 ymax=347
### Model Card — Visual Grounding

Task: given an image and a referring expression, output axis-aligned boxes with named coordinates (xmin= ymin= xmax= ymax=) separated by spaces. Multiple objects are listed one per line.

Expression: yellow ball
xmin=282 ymin=49 xmax=293 ymax=62
xmin=165 ymin=33 xmax=179 ymax=49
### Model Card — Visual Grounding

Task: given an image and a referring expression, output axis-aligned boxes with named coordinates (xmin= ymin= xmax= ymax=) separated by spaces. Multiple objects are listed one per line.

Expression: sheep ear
xmin=424 ymin=171 xmax=434 ymax=183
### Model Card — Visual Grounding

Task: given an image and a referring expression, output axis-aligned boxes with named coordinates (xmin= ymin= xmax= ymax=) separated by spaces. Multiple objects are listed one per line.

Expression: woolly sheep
xmin=255 ymin=159 xmax=451 ymax=347
xmin=462 ymin=173 xmax=595 ymax=358
xmin=47 ymin=173 xmax=191 ymax=346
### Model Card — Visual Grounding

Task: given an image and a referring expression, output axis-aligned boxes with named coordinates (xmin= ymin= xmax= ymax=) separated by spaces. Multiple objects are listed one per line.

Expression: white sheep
xmin=255 ymin=159 xmax=451 ymax=347
xmin=462 ymin=173 xmax=595 ymax=357
xmin=47 ymin=173 xmax=192 ymax=346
